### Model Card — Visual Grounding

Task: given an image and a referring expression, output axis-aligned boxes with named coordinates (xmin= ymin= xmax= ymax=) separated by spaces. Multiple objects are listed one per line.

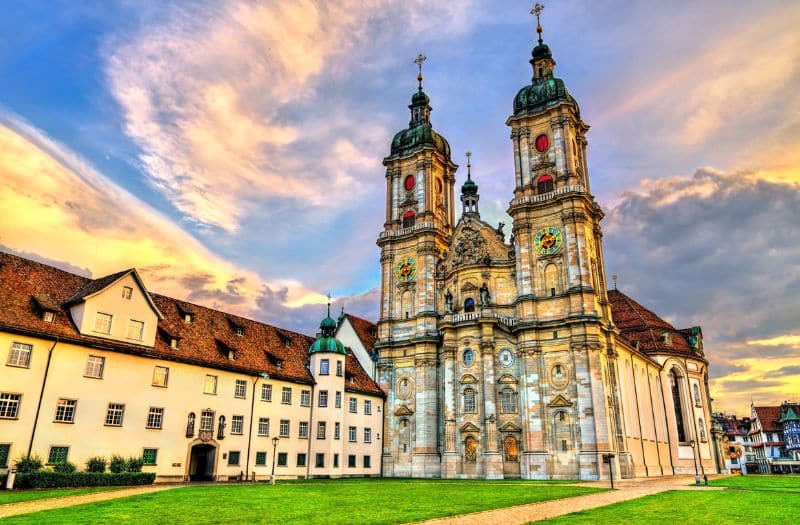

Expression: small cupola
xmin=308 ymin=296 xmax=347 ymax=356
xmin=460 ymin=151 xmax=480 ymax=217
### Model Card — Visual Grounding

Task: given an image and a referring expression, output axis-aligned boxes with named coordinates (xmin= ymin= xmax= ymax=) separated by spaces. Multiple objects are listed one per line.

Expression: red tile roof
xmin=0 ymin=251 xmax=383 ymax=397
xmin=753 ymin=406 xmax=782 ymax=432
xmin=344 ymin=313 xmax=377 ymax=353
xmin=607 ymin=289 xmax=694 ymax=355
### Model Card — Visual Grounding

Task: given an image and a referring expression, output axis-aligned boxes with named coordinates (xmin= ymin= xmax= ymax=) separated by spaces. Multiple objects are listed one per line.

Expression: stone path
xmin=417 ymin=475 xmax=728 ymax=525
xmin=0 ymin=483 xmax=188 ymax=519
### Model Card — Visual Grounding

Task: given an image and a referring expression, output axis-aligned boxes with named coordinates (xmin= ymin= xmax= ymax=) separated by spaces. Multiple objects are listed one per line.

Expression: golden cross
xmin=414 ymin=53 xmax=427 ymax=90
xmin=531 ymin=3 xmax=545 ymax=43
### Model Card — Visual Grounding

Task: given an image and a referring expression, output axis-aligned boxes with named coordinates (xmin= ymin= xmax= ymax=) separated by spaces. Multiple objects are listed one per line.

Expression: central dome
xmin=390 ymin=123 xmax=451 ymax=158
xmin=513 ymin=77 xmax=574 ymax=117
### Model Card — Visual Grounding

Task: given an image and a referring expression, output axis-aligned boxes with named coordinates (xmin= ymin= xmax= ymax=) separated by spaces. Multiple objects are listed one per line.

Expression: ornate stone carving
xmin=450 ymin=222 xmax=489 ymax=268
xmin=396 ymin=376 xmax=414 ymax=400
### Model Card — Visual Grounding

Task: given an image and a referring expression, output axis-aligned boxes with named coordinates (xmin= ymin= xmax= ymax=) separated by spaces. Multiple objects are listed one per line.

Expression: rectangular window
xmin=84 ymin=355 xmax=105 ymax=379
xmin=364 ymin=400 xmax=372 ymax=415
xmin=231 ymin=415 xmax=244 ymax=435
xmin=261 ymin=383 xmax=272 ymax=402
xmin=94 ymin=312 xmax=112 ymax=334
xmin=54 ymin=398 xmax=77 ymax=423
xmin=281 ymin=387 xmax=292 ymax=405
xmin=234 ymin=379 xmax=247 ymax=399
xmin=297 ymin=453 xmax=307 ymax=467
xmin=315 ymin=453 xmax=325 ymax=468
xmin=317 ymin=421 xmax=327 ymax=440
xmin=300 ymin=389 xmax=310 ymax=407
xmin=348 ymin=455 xmax=356 ymax=468
xmin=170 ymin=338 xmax=179 ymax=349
xmin=127 ymin=319 xmax=144 ymax=341
xmin=122 ymin=286 xmax=133 ymax=300
xmin=333 ymin=454 xmax=339 ymax=468
xmin=319 ymin=390 xmax=328 ymax=408
xmin=349 ymin=397 xmax=357 ymax=413
xmin=348 ymin=426 xmax=357 ymax=443
xmin=363 ymin=455 xmax=371 ymax=468
xmin=142 ymin=448 xmax=157 ymax=465
xmin=7 ymin=342 xmax=32 ymax=368
xmin=299 ymin=421 xmax=309 ymax=438
xmin=335 ymin=391 xmax=342 ymax=408
xmin=320 ymin=358 xmax=330 ymax=375
xmin=334 ymin=422 xmax=340 ymax=440
xmin=43 ymin=311 xmax=55 ymax=323
xmin=364 ymin=427 xmax=372 ymax=444
xmin=279 ymin=419 xmax=290 ymax=438
xmin=147 ymin=407 xmax=164 ymax=429
xmin=336 ymin=360 xmax=343 ymax=377
xmin=228 ymin=451 xmax=241 ymax=466
xmin=200 ymin=410 xmax=214 ymax=432
xmin=258 ymin=417 xmax=270 ymax=436
xmin=152 ymin=366 xmax=169 ymax=387
xmin=0 ymin=444 xmax=10 ymax=468
xmin=277 ymin=452 xmax=288 ymax=467
xmin=255 ymin=451 xmax=267 ymax=466
xmin=0 ymin=393 xmax=21 ymax=419
xmin=105 ymin=403 xmax=125 ymax=426
xmin=204 ymin=375 xmax=218 ymax=395
xmin=48 ymin=446 xmax=69 ymax=464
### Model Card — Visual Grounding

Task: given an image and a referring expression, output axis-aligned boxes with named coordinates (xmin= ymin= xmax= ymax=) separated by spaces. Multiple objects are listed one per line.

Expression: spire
xmin=409 ymin=53 xmax=432 ymax=126
xmin=319 ymin=291 xmax=337 ymax=337
xmin=529 ymin=3 xmax=555 ymax=81
xmin=414 ymin=53 xmax=426 ymax=92
xmin=532 ymin=3 xmax=544 ymax=44
xmin=461 ymin=151 xmax=480 ymax=217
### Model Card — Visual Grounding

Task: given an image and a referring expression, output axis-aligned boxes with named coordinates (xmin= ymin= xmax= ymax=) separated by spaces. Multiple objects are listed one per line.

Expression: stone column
xmin=511 ymin=129 xmax=522 ymax=189
xmin=378 ymin=360 xmax=396 ymax=476
xmin=412 ymin=356 xmax=441 ymax=478
xmin=441 ymin=344 xmax=459 ymax=478
xmin=480 ymin=339 xmax=503 ymax=479
xmin=519 ymin=128 xmax=532 ymax=187
xmin=519 ymin=343 xmax=548 ymax=479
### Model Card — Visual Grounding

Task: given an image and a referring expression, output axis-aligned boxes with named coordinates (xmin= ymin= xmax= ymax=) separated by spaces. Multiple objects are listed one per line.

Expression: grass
xmin=0 ymin=479 xmax=604 ymax=524
xmin=0 ymin=486 xmax=125 ymax=506
xmin=540 ymin=475 xmax=800 ymax=524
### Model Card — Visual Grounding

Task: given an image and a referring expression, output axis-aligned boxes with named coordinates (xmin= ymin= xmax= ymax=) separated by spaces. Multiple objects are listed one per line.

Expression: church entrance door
xmin=502 ymin=434 xmax=521 ymax=478
xmin=189 ymin=444 xmax=216 ymax=481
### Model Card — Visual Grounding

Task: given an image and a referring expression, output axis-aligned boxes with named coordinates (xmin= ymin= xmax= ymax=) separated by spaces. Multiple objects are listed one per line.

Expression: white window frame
xmin=0 ymin=393 xmax=21 ymax=419
xmin=43 ymin=311 xmax=55 ymax=323
xmin=7 ymin=342 xmax=32 ymax=368
xmin=317 ymin=421 xmax=327 ymax=440
xmin=319 ymin=390 xmax=328 ymax=408
xmin=121 ymin=286 xmax=133 ymax=300
xmin=279 ymin=419 xmax=290 ymax=438
xmin=204 ymin=375 xmax=218 ymax=395
xmin=200 ymin=410 xmax=214 ymax=432
xmin=349 ymin=397 xmax=357 ymax=413
xmin=104 ymin=403 xmax=125 ymax=426
xmin=320 ymin=358 xmax=330 ymax=375
xmin=231 ymin=415 xmax=244 ymax=435
xmin=146 ymin=407 xmax=164 ymax=429
xmin=334 ymin=422 xmax=340 ymax=440
xmin=152 ymin=366 xmax=169 ymax=387
xmin=234 ymin=379 xmax=247 ymax=399
xmin=364 ymin=427 xmax=372 ymax=444
xmin=299 ymin=421 xmax=309 ymax=439
xmin=94 ymin=312 xmax=113 ymax=334
xmin=258 ymin=417 xmax=270 ymax=436
xmin=335 ymin=391 xmax=342 ymax=408
xmin=336 ymin=360 xmax=343 ymax=377
xmin=261 ymin=384 xmax=272 ymax=402
xmin=364 ymin=399 xmax=372 ymax=415
xmin=126 ymin=319 xmax=145 ymax=341
xmin=54 ymin=398 xmax=77 ymax=423
xmin=348 ymin=426 xmax=357 ymax=443
xmin=84 ymin=355 xmax=105 ymax=379
xmin=281 ymin=387 xmax=292 ymax=405
xmin=300 ymin=389 xmax=310 ymax=407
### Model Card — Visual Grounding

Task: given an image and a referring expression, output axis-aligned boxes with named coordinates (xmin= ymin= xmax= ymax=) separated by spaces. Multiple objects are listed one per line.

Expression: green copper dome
xmin=320 ymin=316 xmax=337 ymax=330
xmin=461 ymin=174 xmax=478 ymax=196
xmin=389 ymin=87 xmax=452 ymax=159
xmin=309 ymin=336 xmax=347 ymax=355
xmin=531 ymin=42 xmax=553 ymax=61
xmin=513 ymin=77 xmax=575 ymax=117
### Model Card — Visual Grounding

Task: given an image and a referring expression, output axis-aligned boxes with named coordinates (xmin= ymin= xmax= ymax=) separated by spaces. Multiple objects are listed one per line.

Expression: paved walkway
xmin=417 ymin=475 xmax=728 ymax=525
xmin=0 ymin=483 xmax=188 ymax=519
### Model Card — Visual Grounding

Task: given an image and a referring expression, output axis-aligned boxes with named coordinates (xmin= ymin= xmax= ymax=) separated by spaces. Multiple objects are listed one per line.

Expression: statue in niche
xmin=496 ymin=222 xmax=506 ymax=241
xmin=464 ymin=436 xmax=478 ymax=462
xmin=444 ymin=289 xmax=453 ymax=313
xmin=480 ymin=283 xmax=490 ymax=307
xmin=503 ymin=435 xmax=519 ymax=462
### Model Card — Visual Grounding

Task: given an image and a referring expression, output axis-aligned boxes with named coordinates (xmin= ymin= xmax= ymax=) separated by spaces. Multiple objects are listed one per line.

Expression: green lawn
xmin=0 ymin=479 xmax=603 ymax=524
xmin=0 ymin=486 xmax=125 ymax=506
xmin=540 ymin=475 xmax=800 ymax=524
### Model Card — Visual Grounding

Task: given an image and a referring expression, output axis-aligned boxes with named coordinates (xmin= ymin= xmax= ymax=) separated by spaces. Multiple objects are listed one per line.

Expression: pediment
xmin=460 ymin=422 xmax=480 ymax=433
xmin=394 ymin=404 xmax=414 ymax=416
xmin=460 ymin=374 xmax=478 ymax=384
xmin=497 ymin=374 xmax=518 ymax=384
xmin=438 ymin=218 xmax=512 ymax=276
xmin=549 ymin=394 xmax=573 ymax=407
xmin=461 ymin=282 xmax=479 ymax=292
xmin=499 ymin=421 xmax=522 ymax=432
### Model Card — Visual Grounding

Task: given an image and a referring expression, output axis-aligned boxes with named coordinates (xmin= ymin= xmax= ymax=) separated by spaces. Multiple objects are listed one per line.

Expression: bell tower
xmin=376 ymin=55 xmax=457 ymax=477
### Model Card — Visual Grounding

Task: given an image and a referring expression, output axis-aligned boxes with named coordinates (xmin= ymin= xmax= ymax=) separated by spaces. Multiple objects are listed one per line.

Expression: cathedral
xmin=375 ymin=12 xmax=718 ymax=480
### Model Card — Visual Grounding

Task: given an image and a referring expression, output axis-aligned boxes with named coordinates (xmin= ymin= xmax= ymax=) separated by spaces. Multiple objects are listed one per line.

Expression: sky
xmin=0 ymin=0 xmax=798 ymax=415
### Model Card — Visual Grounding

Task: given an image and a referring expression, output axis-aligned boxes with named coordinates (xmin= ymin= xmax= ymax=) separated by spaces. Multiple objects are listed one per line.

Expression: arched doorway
xmin=189 ymin=444 xmax=216 ymax=481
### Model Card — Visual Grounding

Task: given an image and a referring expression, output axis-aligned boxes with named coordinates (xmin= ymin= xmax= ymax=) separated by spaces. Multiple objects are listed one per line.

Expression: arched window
xmin=544 ymin=264 xmax=559 ymax=296
xmin=537 ymin=174 xmax=554 ymax=194
xmin=670 ymin=369 xmax=687 ymax=443
xmin=463 ymin=388 xmax=477 ymax=413
xmin=464 ymin=436 xmax=478 ymax=462
xmin=217 ymin=415 xmax=226 ymax=439
xmin=503 ymin=435 xmax=519 ymax=462
xmin=186 ymin=412 xmax=196 ymax=437
xmin=698 ymin=418 xmax=707 ymax=442
xmin=693 ymin=384 xmax=702 ymax=407
xmin=500 ymin=388 xmax=517 ymax=413
xmin=402 ymin=210 xmax=415 ymax=228
xmin=464 ymin=298 xmax=476 ymax=313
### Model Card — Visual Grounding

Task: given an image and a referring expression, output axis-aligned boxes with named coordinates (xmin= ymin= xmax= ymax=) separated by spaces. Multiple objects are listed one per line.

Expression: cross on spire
xmin=531 ymin=3 xmax=545 ymax=44
xmin=414 ymin=53 xmax=427 ymax=91
xmin=465 ymin=150 xmax=472 ymax=178
xmin=326 ymin=291 xmax=332 ymax=317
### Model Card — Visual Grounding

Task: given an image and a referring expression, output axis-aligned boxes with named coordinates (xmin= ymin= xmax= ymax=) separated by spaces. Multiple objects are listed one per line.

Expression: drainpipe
xmin=245 ymin=373 xmax=269 ymax=481
xmin=28 ymin=338 xmax=58 ymax=456
xmin=306 ymin=384 xmax=314 ymax=480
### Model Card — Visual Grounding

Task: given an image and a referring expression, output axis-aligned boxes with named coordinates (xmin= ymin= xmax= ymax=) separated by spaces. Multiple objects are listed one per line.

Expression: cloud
xmin=603 ymin=167 xmax=800 ymax=413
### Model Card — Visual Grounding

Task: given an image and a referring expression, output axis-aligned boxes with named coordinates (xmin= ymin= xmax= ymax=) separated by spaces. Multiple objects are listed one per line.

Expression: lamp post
xmin=270 ymin=437 xmax=279 ymax=485
xmin=690 ymin=439 xmax=700 ymax=485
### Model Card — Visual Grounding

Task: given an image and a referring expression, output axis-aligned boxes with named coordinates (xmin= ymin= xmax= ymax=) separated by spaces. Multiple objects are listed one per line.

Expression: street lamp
xmin=270 ymin=437 xmax=279 ymax=485
xmin=690 ymin=439 xmax=700 ymax=485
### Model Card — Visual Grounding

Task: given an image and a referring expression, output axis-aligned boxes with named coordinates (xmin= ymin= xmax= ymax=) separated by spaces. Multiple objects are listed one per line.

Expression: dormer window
xmin=42 ymin=311 xmax=55 ymax=323
xmin=234 ymin=326 xmax=243 ymax=337
xmin=662 ymin=332 xmax=672 ymax=346
xmin=121 ymin=286 xmax=133 ymax=300
xmin=170 ymin=338 xmax=179 ymax=349
xmin=266 ymin=352 xmax=283 ymax=369
xmin=277 ymin=332 xmax=291 ymax=348
xmin=228 ymin=350 xmax=237 ymax=361
xmin=94 ymin=312 xmax=113 ymax=334
xmin=184 ymin=313 xmax=193 ymax=323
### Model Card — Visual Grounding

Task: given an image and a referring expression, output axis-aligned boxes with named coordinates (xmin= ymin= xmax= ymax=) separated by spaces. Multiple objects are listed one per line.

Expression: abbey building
xmin=375 ymin=22 xmax=718 ymax=480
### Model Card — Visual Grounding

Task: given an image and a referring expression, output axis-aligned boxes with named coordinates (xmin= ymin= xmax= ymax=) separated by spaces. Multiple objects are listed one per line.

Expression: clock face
xmin=499 ymin=348 xmax=515 ymax=368
xmin=535 ymin=134 xmax=549 ymax=152
xmin=404 ymin=175 xmax=415 ymax=191
xmin=395 ymin=258 xmax=417 ymax=282
xmin=534 ymin=227 xmax=563 ymax=255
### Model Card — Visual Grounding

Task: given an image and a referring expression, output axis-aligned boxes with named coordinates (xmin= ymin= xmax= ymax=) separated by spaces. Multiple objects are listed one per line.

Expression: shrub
xmin=126 ymin=457 xmax=144 ymax=473
xmin=109 ymin=455 xmax=126 ymax=473
xmin=53 ymin=461 xmax=77 ymax=473
xmin=12 ymin=471 xmax=156 ymax=489
xmin=86 ymin=456 xmax=107 ymax=473
xmin=14 ymin=454 xmax=44 ymax=473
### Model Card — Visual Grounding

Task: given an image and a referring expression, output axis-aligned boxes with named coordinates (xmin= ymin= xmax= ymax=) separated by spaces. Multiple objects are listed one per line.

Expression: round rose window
xmin=535 ymin=134 xmax=549 ymax=152
xmin=404 ymin=175 xmax=415 ymax=191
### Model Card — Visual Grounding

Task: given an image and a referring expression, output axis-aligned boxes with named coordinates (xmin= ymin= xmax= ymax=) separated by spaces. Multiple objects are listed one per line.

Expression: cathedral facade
xmin=375 ymin=22 xmax=719 ymax=480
